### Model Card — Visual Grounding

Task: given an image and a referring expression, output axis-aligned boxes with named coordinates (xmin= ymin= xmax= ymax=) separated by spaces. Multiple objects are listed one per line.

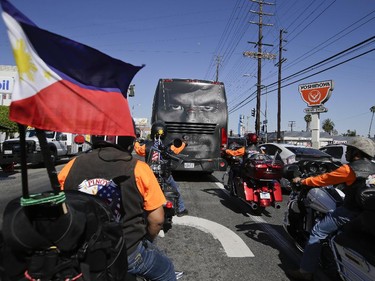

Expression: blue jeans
xmin=166 ymin=175 xmax=186 ymax=213
xmin=300 ymin=206 xmax=359 ymax=273
xmin=127 ymin=239 xmax=176 ymax=281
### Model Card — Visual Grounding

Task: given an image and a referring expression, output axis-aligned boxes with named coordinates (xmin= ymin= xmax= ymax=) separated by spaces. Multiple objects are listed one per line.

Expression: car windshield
xmin=285 ymin=146 xmax=330 ymax=157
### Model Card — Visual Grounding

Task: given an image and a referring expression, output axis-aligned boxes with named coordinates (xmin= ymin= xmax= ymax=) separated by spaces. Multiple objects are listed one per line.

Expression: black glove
xmin=182 ymin=135 xmax=188 ymax=147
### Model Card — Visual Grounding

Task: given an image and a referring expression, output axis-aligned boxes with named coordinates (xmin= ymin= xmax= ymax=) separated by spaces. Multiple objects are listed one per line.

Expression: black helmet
xmin=151 ymin=120 xmax=167 ymax=140
xmin=92 ymin=119 xmax=136 ymax=153
xmin=246 ymin=133 xmax=258 ymax=145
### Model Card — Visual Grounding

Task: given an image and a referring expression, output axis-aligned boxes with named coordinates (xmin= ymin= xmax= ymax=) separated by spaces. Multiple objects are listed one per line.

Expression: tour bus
xmin=151 ymin=78 xmax=228 ymax=173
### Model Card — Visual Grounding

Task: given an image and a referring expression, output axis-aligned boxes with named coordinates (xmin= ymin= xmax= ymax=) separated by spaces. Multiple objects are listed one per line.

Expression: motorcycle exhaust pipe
xmin=250 ymin=202 xmax=258 ymax=210
xmin=274 ymin=203 xmax=281 ymax=209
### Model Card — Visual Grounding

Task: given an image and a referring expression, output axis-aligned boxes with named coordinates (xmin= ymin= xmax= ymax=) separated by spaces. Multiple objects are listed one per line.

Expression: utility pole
xmin=276 ymin=29 xmax=287 ymax=143
xmin=288 ymin=121 xmax=296 ymax=132
xmin=243 ymin=0 xmax=275 ymax=136
xmin=215 ymin=56 xmax=222 ymax=82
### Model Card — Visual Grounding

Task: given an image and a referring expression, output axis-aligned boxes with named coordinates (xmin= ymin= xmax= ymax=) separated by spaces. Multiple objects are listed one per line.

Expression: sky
xmin=0 ymin=0 xmax=374 ymax=137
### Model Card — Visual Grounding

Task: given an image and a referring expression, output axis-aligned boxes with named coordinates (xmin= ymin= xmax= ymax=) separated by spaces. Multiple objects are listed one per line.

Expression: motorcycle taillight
xmin=165 ymin=201 xmax=173 ymax=209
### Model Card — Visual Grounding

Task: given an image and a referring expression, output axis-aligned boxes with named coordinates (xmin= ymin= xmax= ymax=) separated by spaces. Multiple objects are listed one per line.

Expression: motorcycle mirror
xmin=283 ymin=164 xmax=300 ymax=179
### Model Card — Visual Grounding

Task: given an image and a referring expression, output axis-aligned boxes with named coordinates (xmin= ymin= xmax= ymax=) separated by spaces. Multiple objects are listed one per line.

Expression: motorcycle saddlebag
xmin=243 ymin=153 xmax=283 ymax=180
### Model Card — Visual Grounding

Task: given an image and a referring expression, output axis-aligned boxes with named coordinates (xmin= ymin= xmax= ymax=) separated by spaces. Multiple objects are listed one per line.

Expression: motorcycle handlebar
xmin=154 ymin=146 xmax=182 ymax=163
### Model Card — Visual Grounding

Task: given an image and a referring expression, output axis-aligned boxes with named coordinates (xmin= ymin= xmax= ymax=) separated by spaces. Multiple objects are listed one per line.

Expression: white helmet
xmin=346 ymin=137 xmax=375 ymax=158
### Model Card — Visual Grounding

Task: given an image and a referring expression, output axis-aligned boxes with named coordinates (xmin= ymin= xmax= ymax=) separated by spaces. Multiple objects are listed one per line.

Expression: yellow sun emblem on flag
xmin=13 ymin=39 xmax=37 ymax=81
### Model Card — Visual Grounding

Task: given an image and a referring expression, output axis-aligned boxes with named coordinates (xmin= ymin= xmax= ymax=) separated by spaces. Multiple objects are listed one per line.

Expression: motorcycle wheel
xmin=224 ymin=171 xmax=236 ymax=196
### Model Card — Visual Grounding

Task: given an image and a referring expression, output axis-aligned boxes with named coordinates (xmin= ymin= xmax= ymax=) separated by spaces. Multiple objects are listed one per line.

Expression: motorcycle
xmin=283 ymin=159 xmax=375 ymax=281
xmin=223 ymin=149 xmax=284 ymax=214
xmin=146 ymin=138 xmax=183 ymax=232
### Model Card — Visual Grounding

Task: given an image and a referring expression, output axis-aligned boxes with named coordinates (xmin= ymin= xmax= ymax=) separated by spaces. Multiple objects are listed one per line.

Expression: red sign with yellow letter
xmin=298 ymin=80 xmax=334 ymax=107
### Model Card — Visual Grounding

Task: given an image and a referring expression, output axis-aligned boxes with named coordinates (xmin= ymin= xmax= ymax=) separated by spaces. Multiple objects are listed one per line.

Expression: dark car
xmin=257 ymin=143 xmax=333 ymax=165
xmin=258 ymin=143 xmax=334 ymax=191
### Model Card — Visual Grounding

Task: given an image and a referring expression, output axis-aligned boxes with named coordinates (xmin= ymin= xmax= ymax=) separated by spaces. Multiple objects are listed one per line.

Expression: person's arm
xmin=134 ymin=161 xmax=166 ymax=239
xmin=225 ymin=146 xmax=245 ymax=156
xmin=294 ymin=164 xmax=356 ymax=187
xmin=146 ymin=206 xmax=165 ymax=240
xmin=134 ymin=141 xmax=146 ymax=157
xmin=171 ymin=142 xmax=187 ymax=154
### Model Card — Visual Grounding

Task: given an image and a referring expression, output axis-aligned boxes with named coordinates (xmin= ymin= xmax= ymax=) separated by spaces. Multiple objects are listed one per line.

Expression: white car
xmin=319 ymin=144 xmax=348 ymax=164
xmin=257 ymin=143 xmax=333 ymax=165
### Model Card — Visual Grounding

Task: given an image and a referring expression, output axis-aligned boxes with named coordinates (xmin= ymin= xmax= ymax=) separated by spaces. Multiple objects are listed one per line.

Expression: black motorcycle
xmin=283 ymin=160 xmax=375 ymax=281
xmin=146 ymin=138 xmax=183 ymax=232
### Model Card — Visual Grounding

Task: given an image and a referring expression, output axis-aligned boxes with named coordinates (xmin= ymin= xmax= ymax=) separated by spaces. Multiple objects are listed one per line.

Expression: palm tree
xmin=304 ymin=114 xmax=312 ymax=132
xmin=369 ymin=106 xmax=375 ymax=137
xmin=322 ymin=118 xmax=335 ymax=135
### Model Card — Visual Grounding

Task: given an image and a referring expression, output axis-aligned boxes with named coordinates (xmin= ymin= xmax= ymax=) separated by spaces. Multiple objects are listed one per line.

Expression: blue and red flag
xmin=0 ymin=0 xmax=144 ymax=136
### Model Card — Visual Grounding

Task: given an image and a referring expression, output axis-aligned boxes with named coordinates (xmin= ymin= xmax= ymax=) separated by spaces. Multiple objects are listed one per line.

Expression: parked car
xmin=257 ymin=143 xmax=333 ymax=165
xmin=258 ymin=143 xmax=334 ymax=191
xmin=319 ymin=144 xmax=348 ymax=164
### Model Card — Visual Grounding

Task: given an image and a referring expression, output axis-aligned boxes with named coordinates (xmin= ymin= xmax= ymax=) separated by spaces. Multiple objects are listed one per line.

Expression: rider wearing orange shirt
xmin=134 ymin=120 xmax=188 ymax=216
xmin=58 ymin=134 xmax=177 ymax=281
xmin=287 ymin=137 xmax=375 ymax=281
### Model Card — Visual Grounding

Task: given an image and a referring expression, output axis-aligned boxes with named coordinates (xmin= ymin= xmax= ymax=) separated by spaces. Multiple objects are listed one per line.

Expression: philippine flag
xmin=0 ymin=0 xmax=144 ymax=136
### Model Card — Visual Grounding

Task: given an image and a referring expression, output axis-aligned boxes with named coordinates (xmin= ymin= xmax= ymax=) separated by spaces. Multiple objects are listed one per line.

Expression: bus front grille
xmin=165 ymin=122 xmax=216 ymax=135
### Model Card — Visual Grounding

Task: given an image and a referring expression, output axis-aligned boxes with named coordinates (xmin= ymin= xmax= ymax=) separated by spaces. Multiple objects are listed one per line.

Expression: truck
xmin=0 ymin=128 xmax=90 ymax=171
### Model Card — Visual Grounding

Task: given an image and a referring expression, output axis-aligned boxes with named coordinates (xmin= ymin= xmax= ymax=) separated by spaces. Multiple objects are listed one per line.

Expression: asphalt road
xmin=0 ymin=165 xmax=333 ymax=281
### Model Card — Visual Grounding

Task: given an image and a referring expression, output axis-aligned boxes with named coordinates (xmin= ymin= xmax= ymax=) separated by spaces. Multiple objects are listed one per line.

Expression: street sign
xmin=0 ymin=76 xmax=15 ymax=94
xmin=304 ymin=106 xmax=328 ymax=114
xmin=298 ymin=80 xmax=333 ymax=107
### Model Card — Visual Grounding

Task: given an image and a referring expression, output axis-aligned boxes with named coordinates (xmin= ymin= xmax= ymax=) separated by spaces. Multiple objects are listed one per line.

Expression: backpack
xmin=1 ymin=190 xmax=128 ymax=281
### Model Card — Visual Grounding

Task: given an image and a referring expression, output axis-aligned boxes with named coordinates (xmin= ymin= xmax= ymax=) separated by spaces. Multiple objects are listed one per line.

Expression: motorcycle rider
xmin=287 ymin=136 xmax=375 ymax=281
xmin=223 ymin=133 xmax=261 ymax=193
xmin=58 ymin=133 xmax=178 ymax=281
xmin=224 ymin=133 xmax=262 ymax=159
xmin=134 ymin=120 xmax=189 ymax=217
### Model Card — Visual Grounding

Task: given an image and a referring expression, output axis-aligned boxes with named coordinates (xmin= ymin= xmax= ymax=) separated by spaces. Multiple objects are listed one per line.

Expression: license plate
xmin=3 ymin=150 xmax=12 ymax=155
xmin=184 ymin=162 xmax=194 ymax=168
xmin=260 ymin=192 xmax=271 ymax=199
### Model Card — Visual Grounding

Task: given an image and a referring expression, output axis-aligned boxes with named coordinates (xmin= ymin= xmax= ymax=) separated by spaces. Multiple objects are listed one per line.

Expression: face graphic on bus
xmin=160 ymin=85 xmax=227 ymax=124
xmin=157 ymin=83 xmax=227 ymax=158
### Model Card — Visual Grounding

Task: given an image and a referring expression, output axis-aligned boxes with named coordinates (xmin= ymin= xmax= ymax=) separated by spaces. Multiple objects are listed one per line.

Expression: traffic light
xmin=128 ymin=84 xmax=135 ymax=97
xmin=251 ymin=108 xmax=255 ymax=117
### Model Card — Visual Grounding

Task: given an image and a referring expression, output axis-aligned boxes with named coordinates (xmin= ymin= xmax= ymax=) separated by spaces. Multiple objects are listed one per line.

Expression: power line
xmin=228 ymin=36 xmax=375 ymax=113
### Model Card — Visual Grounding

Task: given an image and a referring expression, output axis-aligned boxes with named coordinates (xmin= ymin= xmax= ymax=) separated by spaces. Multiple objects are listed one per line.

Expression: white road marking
xmin=173 ymin=215 xmax=254 ymax=258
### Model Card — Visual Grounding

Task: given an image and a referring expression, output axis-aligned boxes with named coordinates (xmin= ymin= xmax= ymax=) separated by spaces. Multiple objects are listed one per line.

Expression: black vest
xmin=144 ymin=139 xmax=172 ymax=178
xmin=343 ymin=158 xmax=375 ymax=211
xmin=63 ymin=146 xmax=146 ymax=254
